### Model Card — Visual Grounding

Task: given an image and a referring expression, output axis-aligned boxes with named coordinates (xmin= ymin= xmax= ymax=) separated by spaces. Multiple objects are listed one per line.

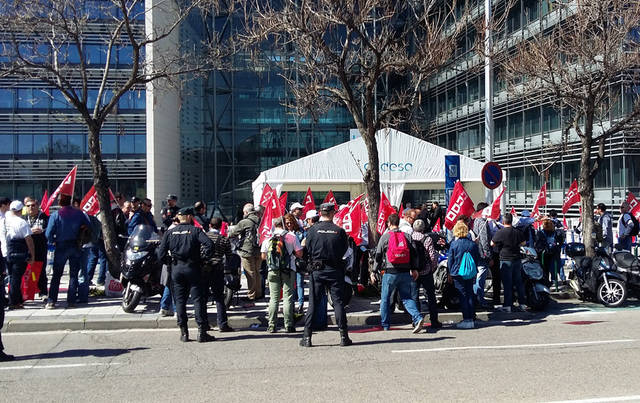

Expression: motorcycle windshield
xmin=127 ymin=225 xmax=159 ymax=249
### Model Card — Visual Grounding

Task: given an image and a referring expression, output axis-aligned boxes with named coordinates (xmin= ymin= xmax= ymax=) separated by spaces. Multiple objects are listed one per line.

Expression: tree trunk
xmin=88 ymin=124 xmax=122 ymax=276
xmin=362 ymin=127 xmax=381 ymax=246
xmin=578 ymin=135 xmax=596 ymax=258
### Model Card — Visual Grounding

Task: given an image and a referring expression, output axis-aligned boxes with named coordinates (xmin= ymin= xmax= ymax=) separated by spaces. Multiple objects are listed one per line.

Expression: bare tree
xmin=0 ymin=0 xmax=232 ymax=271
xmin=499 ymin=0 xmax=640 ymax=256
xmin=242 ymin=0 xmax=465 ymax=242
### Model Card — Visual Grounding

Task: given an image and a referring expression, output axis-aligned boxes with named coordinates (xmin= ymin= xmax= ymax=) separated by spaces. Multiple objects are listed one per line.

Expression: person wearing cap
xmin=228 ymin=203 xmax=263 ymax=303
xmin=0 ymin=197 xmax=12 ymax=294
xmin=203 ymin=217 xmax=234 ymax=332
xmin=300 ymin=202 xmax=352 ymax=348
xmin=157 ymin=207 xmax=215 ymax=342
xmin=130 ymin=197 xmax=141 ymax=213
xmin=45 ymin=194 xmax=91 ymax=309
xmin=0 ymin=197 xmax=16 ymax=362
xmin=128 ymin=198 xmax=158 ymax=235
xmin=161 ymin=194 xmax=180 ymax=232
xmin=290 ymin=202 xmax=305 ymax=229
xmin=193 ymin=201 xmax=209 ymax=232
xmin=0 ymin=201 xmax=36 ymax=309
xmin=514 ymin=209 xmax=536 ymax=248
xmin=22 ymin=198 xmax=49 ymax=300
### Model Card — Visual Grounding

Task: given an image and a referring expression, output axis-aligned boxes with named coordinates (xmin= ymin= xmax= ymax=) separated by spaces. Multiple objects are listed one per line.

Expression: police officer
xmin=161 ymin=194 xmax=180 ymax=231
xmin=157 ymin=207 xmax=215 ymax=342
xmin=300 ymin=203 xmax=352 ymax=347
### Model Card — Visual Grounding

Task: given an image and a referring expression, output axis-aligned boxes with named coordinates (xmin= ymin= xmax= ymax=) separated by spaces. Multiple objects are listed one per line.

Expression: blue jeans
xmin=412 ymin=273 xmax=439 ymax=322
xmin=160 ymin=285 xmax=175 ymax=311
xmin=617 ymin=236 xmax=633 ymax=252
xmin=49 ymin=244 xmax=86 ymax=304
xmin=500 ymin=259 xmax=526 ymax=308
xmin=6 ymin=259 xmax=26 ymax=306
xmin=474 ymin=264 xmax=489 ymax=303
xmin=296 ymin=272 xmax=305 ymax=308
xmin=380 ymin=272 xmax=423 ymax=329
xmin=453 ymin=276 xmax=475 ymax=320
xmin=86 ymin=242 xmax=108 ymax=285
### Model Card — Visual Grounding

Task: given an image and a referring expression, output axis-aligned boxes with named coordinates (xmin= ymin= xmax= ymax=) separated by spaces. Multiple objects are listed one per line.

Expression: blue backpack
xmin=458 ymin=251 xmax=477 ymax=280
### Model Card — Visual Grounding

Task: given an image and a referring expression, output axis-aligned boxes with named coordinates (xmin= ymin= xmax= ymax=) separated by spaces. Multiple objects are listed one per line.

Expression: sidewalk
xmin=3 ymin=270 xmax=577 ymax=333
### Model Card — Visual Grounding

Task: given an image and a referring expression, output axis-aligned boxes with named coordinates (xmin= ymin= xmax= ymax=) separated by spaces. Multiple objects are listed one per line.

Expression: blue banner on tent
xmin=445 ymin=155 xmax=460 ymax=206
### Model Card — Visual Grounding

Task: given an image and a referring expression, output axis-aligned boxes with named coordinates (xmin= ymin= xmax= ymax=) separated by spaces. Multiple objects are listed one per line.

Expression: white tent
xmin=252 ymin=128 xmax=494 ymax=207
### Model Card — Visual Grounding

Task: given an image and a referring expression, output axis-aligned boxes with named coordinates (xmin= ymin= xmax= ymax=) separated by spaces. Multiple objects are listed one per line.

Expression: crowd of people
xmin=0 ymin=189 xmax=637 ymax=360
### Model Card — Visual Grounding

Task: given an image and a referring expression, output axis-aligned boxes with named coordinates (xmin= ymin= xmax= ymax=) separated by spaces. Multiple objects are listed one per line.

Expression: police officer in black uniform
xmin=300 ymin=203 xmax=352 ymax=347
xmin=157 ymin=207 xmax=215 ymax=342
xmin=161 ymin=194 xmax=180 ymax=232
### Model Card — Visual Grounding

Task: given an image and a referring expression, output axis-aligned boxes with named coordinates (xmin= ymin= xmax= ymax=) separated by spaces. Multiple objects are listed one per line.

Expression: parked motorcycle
xmin=120 ymin=225 xmax=164 ymax=313
xmin=567 ymin=242 xmax=628 ymax=307
xmin=520 ymin=246 xmax=551 ymax=310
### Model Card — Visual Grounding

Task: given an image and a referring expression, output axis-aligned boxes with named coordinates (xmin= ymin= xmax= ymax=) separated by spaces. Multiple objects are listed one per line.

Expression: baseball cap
xmin=167 ymin=194 xmax=178 ymax=201
xmin=178 ymin=207 xmax=194 ymax=216
xmin=305 ymin=210 xmax=318 ymax=220
xmin=10 ymin=200 xmax=23 ymax=211
xmin=319 ymin=202 xmax=335 ymax=212
xmin=290 ymin=202 xmax=304 ymax=211
xmin=520 ymin=209 xmax=531 ymax=217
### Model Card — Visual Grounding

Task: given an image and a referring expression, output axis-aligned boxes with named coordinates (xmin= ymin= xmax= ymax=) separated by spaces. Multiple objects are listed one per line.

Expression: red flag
xmin=531 ymin=183 xmax=547 ymax=218
xmin=40 ymin=190 xmax=49 ymax=216
xmin=337 ymin=198 xmax=363 ymax=245
xmin=562 ymin=179 xmax=580 ymax=214
xmin=444 ymin=182 xmax=475 ymax=230
xmin=472 ymin=187 xmax=505 ymax=220
xmin=323 ymin=190 xmax=338 ymax=210
xmin=258 ymin=184 xmax=275 ymax=208
xmin=432 ymin=217 xmax=441 ymax=232
xmin=510 ymin=207 xmax=516 ymax=216
xmin=221 ymin=221 xmax=229 ymax=237
xmin=376 ymin=192 xmax=396 ymax=234
xmin=80 ymin=186 xmax=116 ymax=216
xmin=193 ymin=219 xmax=203 ymax=229
xmin=302 ymin=187 xmax=315 ymax=215
xmin=279 ymin=192 xmax=288 ymax=216
xmin=258 ymin=200 xmax=275 ymax=245
xmin=626 ymin=192 xmax=640 ymax=220
xmin=399 ymin=203 xmax=404 ymax=216
xmin=46 ymin=165 xmax=77 ymax=209
xmin=361 ymin=196 xmax=369 ymax=224
xmin=335 ymin=194 xmax=364 ymax=224
xmin=563 ymin=215 xmax=568 ymax=229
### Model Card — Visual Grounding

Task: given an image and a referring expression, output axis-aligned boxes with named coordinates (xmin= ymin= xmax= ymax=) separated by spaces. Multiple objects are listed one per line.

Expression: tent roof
xmin=253 ymin=128 xmax=484 ymax=191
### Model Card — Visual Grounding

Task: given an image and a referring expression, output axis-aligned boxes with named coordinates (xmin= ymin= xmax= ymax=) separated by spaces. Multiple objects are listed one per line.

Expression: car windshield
xmin=128 ymin=225 xmax=159 ymax=248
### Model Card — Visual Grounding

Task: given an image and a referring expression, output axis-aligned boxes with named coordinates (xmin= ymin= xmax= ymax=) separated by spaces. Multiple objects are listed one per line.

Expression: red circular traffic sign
xmin=482 ymin=162 xmax=503 ymax=190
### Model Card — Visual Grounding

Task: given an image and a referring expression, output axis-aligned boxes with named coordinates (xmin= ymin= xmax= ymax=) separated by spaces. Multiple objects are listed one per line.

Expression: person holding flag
xmin=228 ymin=203 xmax=264 ymax=304
xmin=22 ymin=198 xmax=50 ymax=300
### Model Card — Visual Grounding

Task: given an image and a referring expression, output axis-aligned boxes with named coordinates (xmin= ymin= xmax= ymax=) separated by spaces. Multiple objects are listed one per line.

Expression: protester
xmin=113 ymin=200 xmax=130 ymax=251
xmin=0 ymin=198 xmax=10 ymax=293
xmin=261 ymin=217 xmax=303 ymax=333
xmin=491 ymin=213 xmax=527 ymax=312
xmin=85 ymin=212 xmax=108 ymax=287
xmin=514 ymin=210 xmax=536 ymax=248
xmin=1 ymin=201 xmax=36 ymax=309
xmin=535 ymin=218 xmax=565 ymax=284
xmin=157 ymin=207 xmax=214 ymax=343
xmin=23 ymin=198 xmax=49 ymax=300
xmin=45 ymin=194 xmax=91 ymax=309
xmin=159 ymin=216 xmax=179 ymax=317
xmin=617 ymin=201 xmax=635 ymax=251
xmin=411 ymin=219 xmax=441 ymax=328
xmin=128 ymin=198 xmax=157 ymax=235
xmin=399 ymin=208 xmax=416 ymax=235
xmin=204 ymin=217 xmax=234 ymax=332
xmin=194 ymin=201 xmax=209 ymax=232
xmin=228 ymin=203 xmax=263 ymax=305
xmin=472 ymin=202 xmax=492 ymax=308
xmin=161 ymin=194 xmax=180 ymax=232
xmin=373 ymin=213 xmax=424 ymax=333
xmin=290 ymin=202 xmax=305 ymax=229
xmin=595 ymin=203 xmax=613 ymax=251
xmin=447 ymin=220 xmax=479 ymax=329
xmin=130 ymin=197 xmax=141 ymax=214
xmin=284 ymin=213 xmax=306 ymax=314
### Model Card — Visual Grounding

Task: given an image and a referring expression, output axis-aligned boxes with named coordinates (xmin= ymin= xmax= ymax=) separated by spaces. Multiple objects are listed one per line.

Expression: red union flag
xmin=258 ymin=184 xmax=275 ymax=208
xmin=337 ymin=198 xmax=363 ymax=245
xmin=279 ymin=192 xmax=288 ymax=216
xmin=472 ymin=187 xmax=505 ymax=220
xmin=302 ymin=187 xmax=315 ymax=215
xmin=80 ymin=186 xmax=116 ymax=216
xmin=432 ymin=217 xmax=441 ymax=232
xmin=335 ymin=194 xmax=364 ymax=225
xmin=531 ymin=183 xmax=548 ymax=218
xmin=323 ymin=190 xmax=338 ymax=210
xmin=258 ymin=199 xmax=275 ymax=245
xmin=376 ymin=192 xmax=396 ymax=234
xmin=562 ymin=180 xmax=580 ymax=214
xmin=510 ymin=207 xmax=516 ymax=216
xmin=40 ymin=189 xmax=49 ymax=216
xmin=626 ymin=192 xmax=640 ymax=220
xmin=444 ymin=182 xmax=475 ymax=230
xmin=46 ymin=165 xmax=77 ymax=209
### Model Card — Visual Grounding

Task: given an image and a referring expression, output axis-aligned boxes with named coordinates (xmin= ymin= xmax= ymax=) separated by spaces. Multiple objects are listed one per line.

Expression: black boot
xmin=299 ymin=335 xmax=312 ymax=348
xmin=180 ymin=327 xmax=189 ymax=342
xmin=340 ymin=329 xmax=352 ymax=347
xmin=0 ymin=351 xmax=14 ymax=362
xmin=198 ymin=329 xmax=215 ymax=343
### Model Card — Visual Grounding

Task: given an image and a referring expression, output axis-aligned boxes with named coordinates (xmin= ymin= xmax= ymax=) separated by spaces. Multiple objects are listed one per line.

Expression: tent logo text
xmin=363 ymin=162 xmax=413 ymax=172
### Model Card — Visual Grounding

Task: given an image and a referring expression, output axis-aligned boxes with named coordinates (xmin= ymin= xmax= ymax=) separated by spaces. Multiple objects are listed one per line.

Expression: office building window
xmin=0 ymin=135 xmax=13 ymax=155
xmin=542 ymin=105 xmax=560 ymax=132
xmin=523 ymin=0 xmax=539 ymax=24
xmin=457 ymin=82 xmax=467 ymax=106
xmin=524 ymin=107 xmax=541 ymax=135
xmin=509 ymin=111 xmax=523 ymax=138
xmin=468 ymin=76 xmax=479 ymax=102
xmin=0 ymin=88 xmax=13 ymax=108
xmin=508 ymin=167 xmax=524 ymax=191
xmin=495 ymin=116 xmax=507 ymax=141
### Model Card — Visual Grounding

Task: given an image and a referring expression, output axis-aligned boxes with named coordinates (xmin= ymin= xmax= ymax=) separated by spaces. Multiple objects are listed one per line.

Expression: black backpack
xmin=628 ymin=214 xmax=639 ymax=237
xmin=412 ymin=237 xmax=427 ymax=272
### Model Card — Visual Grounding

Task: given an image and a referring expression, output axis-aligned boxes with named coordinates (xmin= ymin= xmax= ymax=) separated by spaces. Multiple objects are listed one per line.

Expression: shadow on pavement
xmin=15 ymin=347 xmax=149 ymax=361
xmin=326 ymin=336 xmax=455 ymax=347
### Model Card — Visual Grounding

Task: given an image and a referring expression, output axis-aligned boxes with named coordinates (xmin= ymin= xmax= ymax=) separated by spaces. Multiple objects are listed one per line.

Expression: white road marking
xmin=3 ymin=328 xmax=180 ymax=336
xmin=391 ymin=339 xmax=636 ymax=353
xmin=545 ymin=395 xmax=640 ymax=403
xmin=0 ymin=362 xmax=123 ymax=371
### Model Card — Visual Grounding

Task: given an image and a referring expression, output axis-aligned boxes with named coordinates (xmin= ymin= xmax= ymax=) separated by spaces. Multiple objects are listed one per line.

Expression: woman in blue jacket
xmin=447 ymin=220 xmax=480 ymax=329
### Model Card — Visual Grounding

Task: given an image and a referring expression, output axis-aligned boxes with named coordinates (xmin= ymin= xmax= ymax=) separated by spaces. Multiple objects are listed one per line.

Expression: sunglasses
xmin=26 ymin=204 xmax=37 ymax=207
xmin=143 ymin=203 xmax=152 ymax=207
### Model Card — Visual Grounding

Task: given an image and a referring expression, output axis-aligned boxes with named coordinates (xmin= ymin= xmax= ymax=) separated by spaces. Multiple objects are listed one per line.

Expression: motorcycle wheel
xmin=597 ymin=278 xmax=627 ymax=308
xmin=526 ymin=285 xmax=550 ymax=311
xmin=122 ymin=284 xmax=142 ymax=313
